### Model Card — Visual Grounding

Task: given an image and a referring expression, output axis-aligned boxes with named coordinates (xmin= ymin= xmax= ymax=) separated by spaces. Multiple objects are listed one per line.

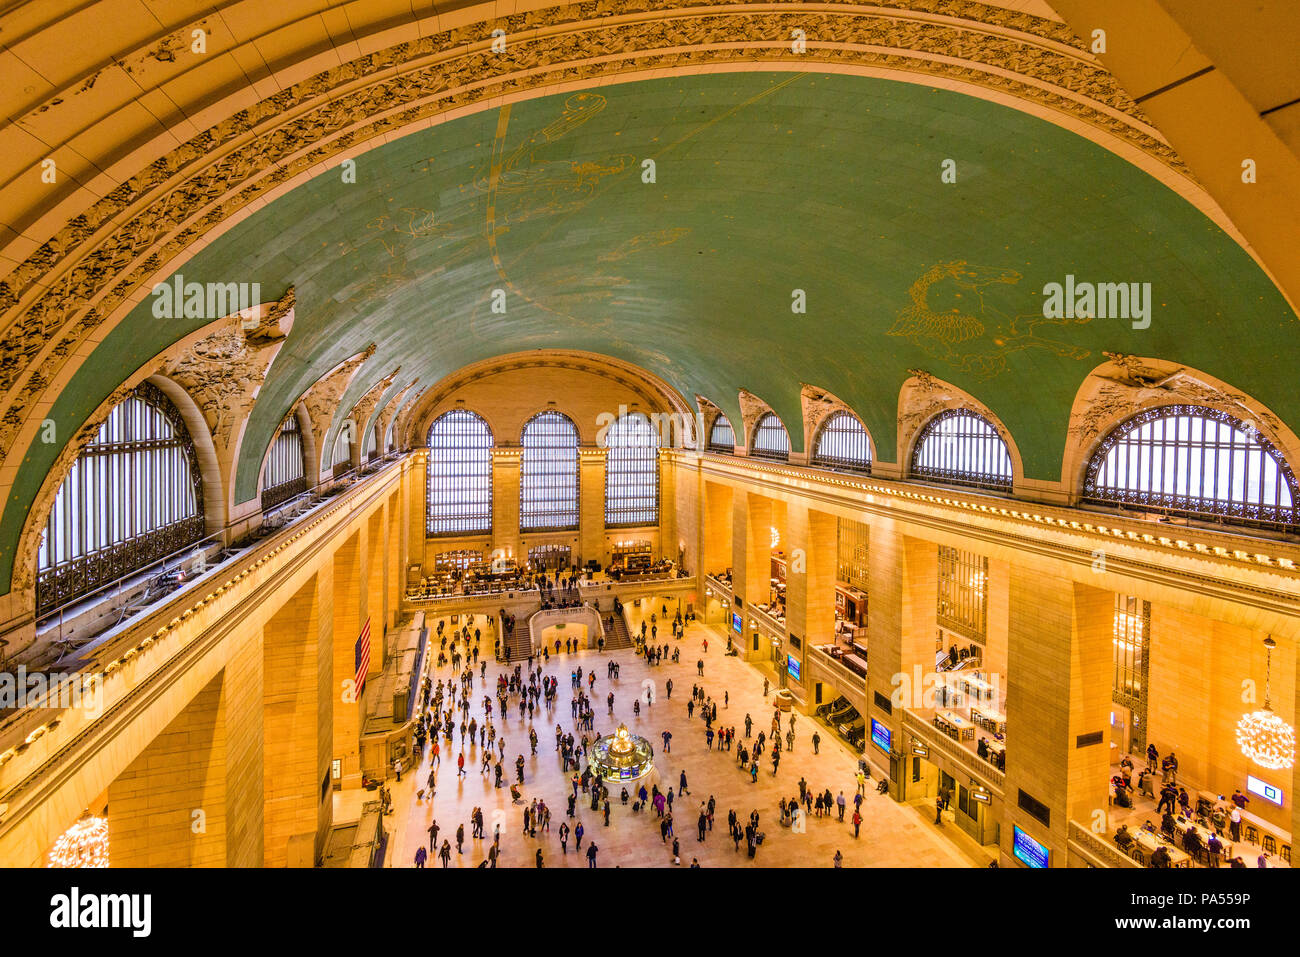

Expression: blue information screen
xmin=786 ymin=655 xmax=801 ymax=681
xmin=870 ymin=718 xmax=891 ymax=753
xmin=1013 ymin=826 xmax=1050 ymax=868
xmin=731 ymin=611 xmax=742 ymax=634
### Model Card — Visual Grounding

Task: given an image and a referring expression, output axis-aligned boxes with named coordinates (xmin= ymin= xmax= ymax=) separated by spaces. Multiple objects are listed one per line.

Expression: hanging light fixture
xmin=46 ymin=814 xmax=109 ymax=868
xmin=1236 ymin=636 xmax=1296 ymax=770
xmin=770 ymin=526 xmax=780 ymax=550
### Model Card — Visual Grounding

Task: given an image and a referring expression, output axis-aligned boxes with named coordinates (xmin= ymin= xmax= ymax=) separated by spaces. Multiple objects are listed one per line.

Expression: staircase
xmin=502 ymin=601 xmax=538 ymax=660
xmin=603 ymin=609 xmax=634 ymax=651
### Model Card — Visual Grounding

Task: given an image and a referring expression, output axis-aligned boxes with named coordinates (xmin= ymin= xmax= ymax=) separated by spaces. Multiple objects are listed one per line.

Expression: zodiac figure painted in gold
xmin=887 ymin=260 xmax=1092 ymax=379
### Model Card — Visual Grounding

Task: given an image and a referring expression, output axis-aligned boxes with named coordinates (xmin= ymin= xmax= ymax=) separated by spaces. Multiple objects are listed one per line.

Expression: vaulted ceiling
xmin=1 ymin=0 xmax=1297 ymax=595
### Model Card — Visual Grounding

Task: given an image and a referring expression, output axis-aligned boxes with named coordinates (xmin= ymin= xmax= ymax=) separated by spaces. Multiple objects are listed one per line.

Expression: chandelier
xmin=770 ymin=526 xmax=780 ymax=550
xmin=1236 ymin=637 xmax=1296 ymax=770
xmin=47 ymin=814 xmax=110 ymax=868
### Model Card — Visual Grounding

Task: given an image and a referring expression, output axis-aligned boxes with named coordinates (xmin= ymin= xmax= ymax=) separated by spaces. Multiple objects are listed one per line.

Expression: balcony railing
xmin=808 ymin=644 xmax=867 ymax=690
xmin=1068 ymin=821 xmax=1143 ymax=869
xmin=901 ymin=708 xmax=1005 ymax=792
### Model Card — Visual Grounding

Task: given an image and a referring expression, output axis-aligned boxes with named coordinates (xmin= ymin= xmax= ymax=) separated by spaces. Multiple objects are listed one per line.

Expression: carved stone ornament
xmin=0 ymin=0 xmax=1186 ymax=467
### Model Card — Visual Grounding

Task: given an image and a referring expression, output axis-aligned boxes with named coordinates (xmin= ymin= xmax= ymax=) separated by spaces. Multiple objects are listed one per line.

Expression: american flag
xmin=354 ymin=617 xmax=371 ymax=697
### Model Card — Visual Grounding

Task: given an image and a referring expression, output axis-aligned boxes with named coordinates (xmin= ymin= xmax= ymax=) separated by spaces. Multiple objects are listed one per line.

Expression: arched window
xmin=427 ymin=410 xmax=493 ymax=536
xmin=911 ymin=409 xmax=1013 ymax=492
xmin=520 ymin=411 xmax=579 ymax=532
xmin=750 ymin=412 xmax=790 ymax=461
xmin=261 ymin=411 xmax=306 ymax=510
xmin=708 ymin=413 xmax=735 ymax=454
xmin=363 ymin=422 xmax=377 ymax=463
xmin=331 ymin=424 xmax=353 ymax=478
xmin=36 ymin=382 xmax=205 ymax=614
xmin=385 ymin=418 xmax=396 ymax=453
xmin=1083 ymin=405 xmax=1298 ymax=532
xmin=813 ymin=411 xmax=872 ymax=474
xmin=604 ymin=413 xmax=660 ymax=526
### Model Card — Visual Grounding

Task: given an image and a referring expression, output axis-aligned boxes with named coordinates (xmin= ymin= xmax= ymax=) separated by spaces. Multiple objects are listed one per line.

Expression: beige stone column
xmin=405 ymin=452 xmax=427 ymax=573
xmin=263 ymin=572 xmax=332 ymax=867
xmin=732 ymin=491 xmax=772 ymax=658
xmin=579 ymin=448 xmax=606 ymax=566
xmin=366 ymin=508 xmax=386 ymax=661
xmin=784 ymin=502 xmax=837 ymax=701
xmin=106 ymin=648 xmax=267 ymax=867
xmin=701 ymin=480 xmax=733 ymax=577
xmin=331 ymin=530 xmax=364 ymax=788
xmin=492 ymin=449 xmax=522 ymax=564
xmin=1293 ymin=642 xmax=1300 ymax=848
xmin=658 ymin=452 xmax=680 ymax=564
xmin=864 ymin=523 xmax=936 ymax=780
xmin=222 ymin=628 xmax=267 ymax=867
xmin=1001 ymin=571 xmax=1112 ymax=867
xmin=386 ymin=491 xmax=401 ymax=630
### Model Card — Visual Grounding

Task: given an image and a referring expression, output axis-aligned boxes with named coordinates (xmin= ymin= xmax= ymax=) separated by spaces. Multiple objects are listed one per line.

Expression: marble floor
xmin=353 ymin=617 xmax=980 ymax=868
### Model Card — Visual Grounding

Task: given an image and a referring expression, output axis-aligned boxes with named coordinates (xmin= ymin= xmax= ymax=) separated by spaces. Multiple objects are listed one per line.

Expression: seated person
xmin=976 ymin=737 xmax=989 ymax=759
xmin=1161 ymin=811 xmax=1178 ymax=839
xmin=1150 ymin=846 xmax=1171 ymax=869
xmin=1114 ymin=825 xmax=1135 ymax=850
xmin=1182 ymin=826 xmax=1203 ymax=855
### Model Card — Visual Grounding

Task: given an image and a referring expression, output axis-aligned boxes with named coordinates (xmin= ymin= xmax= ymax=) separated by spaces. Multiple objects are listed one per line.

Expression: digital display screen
xmin=1247 ymin=775 xmax=1284 ymax=807
xmin=1013 ymin=826 xmax=1050 ymax=868
xmin=731 ymin=612 xmax=742 ymax=634
xmin=870 ymin=718 xmax=891 ymax=753
xmin=786 ymin=655 xmax=801 ymax=681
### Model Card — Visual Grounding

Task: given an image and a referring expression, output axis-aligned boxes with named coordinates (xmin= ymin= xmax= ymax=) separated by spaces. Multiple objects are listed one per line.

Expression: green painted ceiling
xmin=8 ymin=71 xmax=1299 ymax=583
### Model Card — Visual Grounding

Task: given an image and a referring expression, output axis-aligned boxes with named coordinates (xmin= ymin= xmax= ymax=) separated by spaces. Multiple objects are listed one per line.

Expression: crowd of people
xmin=400 ymin=609 xmax=869 ymax=868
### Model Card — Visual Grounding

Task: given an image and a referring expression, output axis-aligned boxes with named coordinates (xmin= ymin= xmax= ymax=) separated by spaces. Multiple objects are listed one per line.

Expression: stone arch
xmin=1062 ymin=353 xmax=1300 ymax=504
xmin=897 ymin=370 xmax=1025 ymax=490
xmin=801 ymin=383 xmax=875 ymax=471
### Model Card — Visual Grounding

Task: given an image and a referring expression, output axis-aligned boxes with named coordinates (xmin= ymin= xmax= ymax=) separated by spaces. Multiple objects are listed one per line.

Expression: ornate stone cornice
xmin=402 ymin=350 xmax=687 ymax=445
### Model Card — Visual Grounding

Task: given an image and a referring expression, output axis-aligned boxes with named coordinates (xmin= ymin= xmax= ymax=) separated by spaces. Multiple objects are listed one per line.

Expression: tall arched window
xmin=37 ymin=382 xmax=205 ymax=614
xmin=708 ymin=413 xmax=736 ymax=454
xmin=604 ymin=413 xmax=660 ymax=526
xmin=363 ymin=423 xmax=377 ymax=463
xmin=331 ymin=424 xmax=353 ymax=478
xmin=262 ymin=411 xmax=306 ymax=510
xmin=813 ymin=411 xmax=872 ymax=474
xmin=750 ymin=412 xmax=790 ymax=461
xmin=1083 ymin=404 xmax=1298 ymax=532
xmin=520 ymin=411 xmax=579 ymax=532
xmin=427 ymin=410 xmax=494 ymax=536
xmin=911 ymin=409 xmax=1013 ymax=492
